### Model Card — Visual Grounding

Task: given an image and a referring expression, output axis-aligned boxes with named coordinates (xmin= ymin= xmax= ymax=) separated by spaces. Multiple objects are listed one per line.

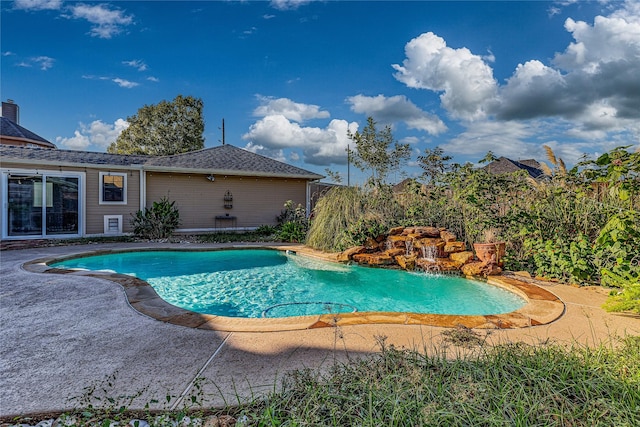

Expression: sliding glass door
xmin=7 ymin=175 xmax=43 ymax=237
xmin=46 ymin=177 xmax=79 ymax=235
xmin=5 ymin=172 xmax=81 ymax=238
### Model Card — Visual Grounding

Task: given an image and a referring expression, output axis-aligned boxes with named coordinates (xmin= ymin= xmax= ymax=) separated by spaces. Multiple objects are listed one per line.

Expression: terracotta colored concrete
xmin=1 ymin=242 xmax=638 ymax=419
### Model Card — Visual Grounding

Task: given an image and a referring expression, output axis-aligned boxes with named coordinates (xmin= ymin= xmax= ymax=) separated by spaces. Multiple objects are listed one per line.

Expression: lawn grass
xmin=239 ymin=335 xmax=640 ymax=426
xmin=5 ymin=335 xmax=638 ymax=426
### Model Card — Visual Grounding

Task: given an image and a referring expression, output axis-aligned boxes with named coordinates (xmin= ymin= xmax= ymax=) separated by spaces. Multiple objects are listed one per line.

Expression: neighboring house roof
xmin=482 ymin=156 xmax=545 ymax=179
xmin=0 ymin=144 xmax=324 ymax=180
xmin=0 ymin=117 xmax=56 ymax=149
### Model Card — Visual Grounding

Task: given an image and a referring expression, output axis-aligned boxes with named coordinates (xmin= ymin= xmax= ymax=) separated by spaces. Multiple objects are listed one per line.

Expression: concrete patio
xmin=1 ymin=242 xmax=638 ymax=419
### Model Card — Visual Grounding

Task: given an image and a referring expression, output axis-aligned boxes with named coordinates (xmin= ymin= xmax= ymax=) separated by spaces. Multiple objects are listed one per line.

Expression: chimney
xmin=1 ymin=100 xmax=19 ymax=124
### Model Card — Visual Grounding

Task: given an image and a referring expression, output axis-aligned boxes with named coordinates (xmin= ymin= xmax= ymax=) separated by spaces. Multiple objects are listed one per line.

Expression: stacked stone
xmin=337 ymin=226 xmax=500 ymax=277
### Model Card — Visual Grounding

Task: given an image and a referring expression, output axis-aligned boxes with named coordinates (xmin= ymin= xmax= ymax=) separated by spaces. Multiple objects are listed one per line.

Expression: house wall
xmin=1 ymin=162 xmax=141 ymax=237
xmin=144 ymin=172 xmax=308 ymax=229
xmin=85 ymin=168 xmax=141 ymax=234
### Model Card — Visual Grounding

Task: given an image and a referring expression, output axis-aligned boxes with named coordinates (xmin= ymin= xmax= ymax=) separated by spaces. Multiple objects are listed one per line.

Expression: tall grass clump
xmin=306 ymin=186 xmax=366 ymax=251
xmin=245 ymin=336 xmax=640 ymax=426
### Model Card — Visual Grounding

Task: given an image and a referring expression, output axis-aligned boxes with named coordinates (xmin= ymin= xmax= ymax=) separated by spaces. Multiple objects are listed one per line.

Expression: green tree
xmin=417 ymin=146 xmax=452 ymax=184
xmin=347 ymin=116 xmax=410 ymax=186
xmin=108 ymin=95 xmax=205 ymax=155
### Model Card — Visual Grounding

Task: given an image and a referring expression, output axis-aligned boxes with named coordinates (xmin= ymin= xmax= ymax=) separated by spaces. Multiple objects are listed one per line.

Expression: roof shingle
xmin=0 ymin=144 xmax=323 ymax=179
xmin=1 ymin=117 xmax=55 ymax=148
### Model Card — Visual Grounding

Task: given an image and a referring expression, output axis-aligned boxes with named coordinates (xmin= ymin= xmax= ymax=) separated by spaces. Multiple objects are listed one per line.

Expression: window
xmin=99 ymin=172 xmax=127 ymax=204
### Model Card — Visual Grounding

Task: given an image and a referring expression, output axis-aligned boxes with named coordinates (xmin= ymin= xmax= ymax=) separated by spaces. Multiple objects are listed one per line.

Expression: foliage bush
xmin=131 ymin=197 xmax=180 ymax=239
xmin=306 ymin=144 xmax=639 ymax=312
xmin=277 ymin=200 xmax=309 ymax=243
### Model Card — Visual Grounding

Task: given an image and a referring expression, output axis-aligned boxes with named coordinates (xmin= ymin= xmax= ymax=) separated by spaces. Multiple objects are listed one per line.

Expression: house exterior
xmin=482 ymin=157 xmax=545 ymax=179
xmin=0 ymin=101 xmax=56 ymax=149
xmin=0 ymin=144 xmax=323 ymax=241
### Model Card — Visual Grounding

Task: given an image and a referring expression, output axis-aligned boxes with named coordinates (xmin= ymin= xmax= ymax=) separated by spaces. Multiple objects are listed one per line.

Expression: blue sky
xmin=2 ymin=0 xmax=639 ymax=184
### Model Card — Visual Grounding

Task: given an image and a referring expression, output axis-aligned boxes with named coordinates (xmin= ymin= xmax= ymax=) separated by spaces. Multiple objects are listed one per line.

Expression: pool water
xmin=51 ymin=249 xmax=526 ymax=318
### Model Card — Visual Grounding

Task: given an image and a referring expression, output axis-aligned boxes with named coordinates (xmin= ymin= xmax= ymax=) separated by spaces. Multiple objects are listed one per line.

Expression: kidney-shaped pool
xmin=51 ymin=249 xmax=526 ymax=318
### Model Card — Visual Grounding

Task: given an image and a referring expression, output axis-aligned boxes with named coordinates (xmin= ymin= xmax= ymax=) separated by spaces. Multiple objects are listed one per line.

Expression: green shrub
xmin=254 ymin=224 xmax=278 ymax=236
xmin=278 ymin=221 xmax=307 ymax=243
xmin=340 ymin=218 xmax=388 ymax=248
xmin=130 ymin=197 xmax=180 ymax=239
xmin=276 ymin=200 xmax=309 ymax=243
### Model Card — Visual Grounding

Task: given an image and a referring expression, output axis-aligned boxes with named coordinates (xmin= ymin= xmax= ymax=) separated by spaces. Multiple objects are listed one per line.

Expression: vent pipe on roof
xmin=1 ymin=99 xmax=19 ymax=124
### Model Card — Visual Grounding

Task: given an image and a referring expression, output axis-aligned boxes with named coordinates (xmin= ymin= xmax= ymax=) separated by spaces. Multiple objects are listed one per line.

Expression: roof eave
xmin=0 ymin=157 xmax=145 ymax=170
xmin=0 ymin=137 xmax=56 ymax=149
xmin=142 ymin=165 xmax=323 ymax=180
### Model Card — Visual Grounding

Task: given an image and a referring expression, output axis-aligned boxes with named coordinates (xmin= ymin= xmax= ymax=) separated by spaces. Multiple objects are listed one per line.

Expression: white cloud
xmin=270 ymin=0 xmax=312 ymax=11
xmin=554 ymin=4 xmax=640 ymax=72
xmin=495 ymin=0 xmax=640 ymax=129
xmin=243 ymin=142 xmax=288 ymax=163
xmin=253 ymin=96 xmax=330 ymax=122
xmin=147 ymin=76 xmax=159 ymax=82
xmin=32 ymin=56 xmax=54 ymax=70
xmin=346 ymin=94 xmax=447 ymax=135
xmin=112 ymin=78 xmax=138 ymax=88
xmin=441 ymin=120 xmax=536 ymax=161
xmin=14 ymin=0 xmax=61 ymax=11
xmin=392 ymin=32 xmax=497 ymax=121
xmin=66 ymin=3 xmax=134 ymax=39
xmin=123 ymin=59 xmax=147 ymax=71
xmin=14 ymin=56 xmax=55 ymax=70
xmin=242 ymin=115 xmax=358 ymax=166
xmin=56 ymin=119 xmax=128 ymax=151
xmin=55 ymin=130 xmax=90 ymax=150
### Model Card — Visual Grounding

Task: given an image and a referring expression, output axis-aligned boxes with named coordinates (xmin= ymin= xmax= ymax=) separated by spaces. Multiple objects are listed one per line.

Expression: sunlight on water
xmin=52 ymin=249 xmax=526 ymax=318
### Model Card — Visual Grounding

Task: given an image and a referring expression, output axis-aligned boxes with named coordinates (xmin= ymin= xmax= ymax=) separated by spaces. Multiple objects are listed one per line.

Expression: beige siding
xmin=1 ymin=162 xmax=141 ymax=236
xmin=145 ymin=172 xmax=307 ymax=228
xmin=85 ymin=169 xmax=141 ymax=234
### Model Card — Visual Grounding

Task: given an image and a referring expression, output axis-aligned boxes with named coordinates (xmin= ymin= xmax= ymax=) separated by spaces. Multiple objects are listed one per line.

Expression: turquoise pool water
xmin=51 ymin=249 xmax=526 ymax=318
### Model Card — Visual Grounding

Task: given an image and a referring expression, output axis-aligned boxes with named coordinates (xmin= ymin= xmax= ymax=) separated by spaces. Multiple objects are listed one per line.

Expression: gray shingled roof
xmin=0 ymin=145 xmax=149 ymax=167
xmin=0 ymin=144 xmax=324 ymax=179
xmin=143 ymin=144 xmax=323 ymax=178
xmin=1 ymin=117 xmax=55 ymax=148
xmin=482 ymin=157 xmax=545 ymax=179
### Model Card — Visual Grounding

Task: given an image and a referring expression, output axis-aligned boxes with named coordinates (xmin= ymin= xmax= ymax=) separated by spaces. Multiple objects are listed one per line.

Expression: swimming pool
xmin=51 ymin=249 xmax=526 ymax=318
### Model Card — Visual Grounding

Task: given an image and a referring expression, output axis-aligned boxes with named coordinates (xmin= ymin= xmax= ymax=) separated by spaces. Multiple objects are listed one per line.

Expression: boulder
xmin=387 ymin=234 xmax=409 ymax=248
xmin=337 ymin=245 xmax=366 ymax=262
xmin=388 ymin=226 xmax=405 ymax=235
xmin=444 ymin=241 xmax=466 ymax=253
xmin=450 ymin=251 xmax=474 ymax=264
xmin=416 ymin=258 xmax=461 ymax=272
xmin=385 ymin=247 xmax=406 ymax=258
xmin=440 ymin=230 xmax=457 ymax=242
xmin=415 ymin=226 xmax=441 ymax=237
xmin=353 ymin=253 xmax=395 ymax=266
xmin=461 ymin=261 xmax=502 ymax=277
xmin=395 ymin=254 xmax=417 ymax=270
xmin=364 ymin=237 xmax=381 ymax=251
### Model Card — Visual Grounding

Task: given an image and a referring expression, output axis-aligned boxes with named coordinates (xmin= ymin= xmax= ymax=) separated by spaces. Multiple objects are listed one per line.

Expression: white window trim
xmin=1 ymin=168 xmax=85 ymax=240
xmin=99 ymin=172 xmax=127 ymax=205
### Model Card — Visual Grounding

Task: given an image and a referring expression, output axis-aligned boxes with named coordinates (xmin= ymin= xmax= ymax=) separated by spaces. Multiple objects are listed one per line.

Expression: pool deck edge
xmin=22 ymin=244 xmax=565 ymax=332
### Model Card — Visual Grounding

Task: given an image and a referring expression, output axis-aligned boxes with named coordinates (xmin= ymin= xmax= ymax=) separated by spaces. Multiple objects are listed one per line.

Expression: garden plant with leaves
xmin=131 ymin=197 xmax=181 ymax=239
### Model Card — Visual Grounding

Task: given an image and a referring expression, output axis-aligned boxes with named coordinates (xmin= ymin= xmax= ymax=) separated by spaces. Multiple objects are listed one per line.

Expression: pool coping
xmin=22 ymin=244 xmax=565 ymax=332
